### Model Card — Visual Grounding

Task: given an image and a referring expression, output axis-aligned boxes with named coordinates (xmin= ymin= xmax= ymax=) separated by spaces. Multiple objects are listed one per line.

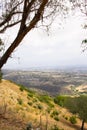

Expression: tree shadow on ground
xmin=60 ymin=118 xmax=87 ymax=130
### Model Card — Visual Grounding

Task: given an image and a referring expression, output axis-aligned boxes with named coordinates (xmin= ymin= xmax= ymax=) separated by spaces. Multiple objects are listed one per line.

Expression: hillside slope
xmin=0 ymin=80 xmax=87 ymax=130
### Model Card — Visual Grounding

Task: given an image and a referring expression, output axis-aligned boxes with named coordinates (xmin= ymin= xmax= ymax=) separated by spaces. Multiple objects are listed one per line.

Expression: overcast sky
xmin=2 ymin=13 xmax=87 ymax=70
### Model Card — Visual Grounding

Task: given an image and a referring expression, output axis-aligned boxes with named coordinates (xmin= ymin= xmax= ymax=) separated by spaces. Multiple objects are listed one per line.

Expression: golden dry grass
xmin=0 ymin=79 xmax=87 ymax=130
xmin=76 ymin=85 xmax=87 ymax=92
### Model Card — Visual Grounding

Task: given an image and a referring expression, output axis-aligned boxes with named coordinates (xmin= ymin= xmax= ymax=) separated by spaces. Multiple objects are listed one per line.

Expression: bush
xmin=46 ymin=107 xmax=52 ymax=113
xmin=19 ymin=84 xmax=27 ymax=91
xmin=26 ymin=122 xmax=33 ymax=130
xmin=28 ymin=93 xmax=33 ymax=98
xmin=69 ymin=116 xmax=77 ymax=124
xmin=19 ymin=86 xmax=24 ymax=91
xmin=33 ymin=98 xmax=38 ymax=103
xmin=17 ymin=98 xmax=23 ymax=105
xmin=51 ymin=110 xmax=59 ymax=117
xmin=38 ymin=94 xmax=54 ymax=108
xmin=54 ymin=116 xmax=59 ymax=121
xmin=18 ymin=84 xmax=36 ymax=94
xmin=54 ymin=95 xmax=67 ymax=107
xmin=51 ymin=110 xmax=59 ymax=121
xmin=65 ymin=116 xmax=68 ymax=120
xmin=37 ymin=104 xmax=43 ymax=110
xmin=53 ymin=110 xmax=59 ymax=116
xmin=51 ymin=125 xmax=62 ymax=130
xmin=28 ymin=102 xmax=33 ymax=106
xmin=38 ymin=94 xmax=51 ymax=102
xmin=34 ymin=104 xmax=43 ymax=110
xmin=27 ymin=90 xmax=36 ymax=98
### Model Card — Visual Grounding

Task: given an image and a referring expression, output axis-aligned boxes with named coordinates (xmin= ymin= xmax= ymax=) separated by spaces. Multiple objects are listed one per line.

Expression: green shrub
xmin=38 ymin=94 xmax=51 ymax=102
xmin=37 ymin=104 xmax=43 ymax=110
xmin=34 ymin=104 xmax=43 ymax=110
xmin=19 ymin=86 xmax=24 ymax=91
xmin=28 ymin=93 xmax=33 ymax=98
xmin=69 ymin=116 xmax=77 ymax=124
xmin=46 ymin=107 xmax=52 ymax=113
xmin=51 ymin=110 xmax=59 ymax=121
xmin=17 ymin=98 xmax=23 ymax=105
xmin=54 ymin=95 xmax=67 ymax=107
xmin=52 ymin=110 xmax=59 ymax=116
xmin=19 ymin=84 xmax=27 ymax=91
xmin=54 ymin=116 xmax=59 ymax=121
xmin=51 ymin=110 xmax=59 ymax=117
xmin=28 ymin=102 xmax=33 ymax=106
xmin=38 ymin=94 xmax=54 ymax=108
xmin=18 ymin=84 xmax=35 ymax=94
xmin=48 ymin=102 xmax=54 ymax=108
xmin=51 ymin=125 xmax=62 ymax=130
xmin=26 ymin=122 xmax=33 ymax=130
xmin=33 ymin=98 xmax=38 ymax=103
xmin=65 ymin=116 xmax=68 ymax=120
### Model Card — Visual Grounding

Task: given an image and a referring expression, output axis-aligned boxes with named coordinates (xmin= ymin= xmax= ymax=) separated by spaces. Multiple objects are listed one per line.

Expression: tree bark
xmin=0 ymin=32 xmax=25 ymax=69
xmin=81 ymin=119 xmax=85 ymax=130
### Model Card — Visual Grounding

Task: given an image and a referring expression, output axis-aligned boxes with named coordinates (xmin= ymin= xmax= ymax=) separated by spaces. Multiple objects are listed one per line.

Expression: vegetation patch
xmin=17 ymin=98 xmax=23 ymax=105
xmin=19 ymin=84 xmax=36 ymax=95
xmin=51 ymin=110 xmax=59 ymax=117
xmin=37 ymin=103 xmax=43 ymax=110
xmin=1 ymin=80 xmax=87 ymax=130
xmin=28 ymin=101 xmax=33 ymax=106
xmin=51 ymin=124 xmax=63 ymax=130
xmin=50 ymin=110 xmax=59 ymax=121
xmin=46 ymin=107 xmax=52 ymax=114
xmin=69 ymin=116 xmax=77 ymax=124
xmin=38 ymin=94 xmax=54 ymax=108
xmin=54 ymin=95 xmax=68 ymax=107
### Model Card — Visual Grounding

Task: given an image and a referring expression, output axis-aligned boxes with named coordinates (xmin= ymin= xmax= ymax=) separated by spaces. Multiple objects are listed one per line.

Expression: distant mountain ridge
xmin=2 ymin=69 xmax=87 ymax=95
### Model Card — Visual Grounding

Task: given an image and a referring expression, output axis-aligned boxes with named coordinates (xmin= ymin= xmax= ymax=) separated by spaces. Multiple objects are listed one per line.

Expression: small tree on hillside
xmin=64 ymin=95 xmax=87 ymax=130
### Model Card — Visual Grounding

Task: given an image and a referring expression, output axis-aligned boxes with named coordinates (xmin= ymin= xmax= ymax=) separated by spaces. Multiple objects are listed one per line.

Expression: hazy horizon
xmin=3 ymin=65 xmax=87 ymax=71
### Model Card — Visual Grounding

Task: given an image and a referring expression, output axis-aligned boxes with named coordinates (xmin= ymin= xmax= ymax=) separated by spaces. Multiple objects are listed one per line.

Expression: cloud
xmin=3 ymin=14 xmax=87 ymax=69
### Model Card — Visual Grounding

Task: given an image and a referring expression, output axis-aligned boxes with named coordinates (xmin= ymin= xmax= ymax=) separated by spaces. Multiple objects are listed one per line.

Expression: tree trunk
xmin=0 ymin=32 xmax=25 ymax=69
xmin=0 ymin=0 xmax=48 ymax=69
xmin=81 ymin=119 xmax=85 ymax=130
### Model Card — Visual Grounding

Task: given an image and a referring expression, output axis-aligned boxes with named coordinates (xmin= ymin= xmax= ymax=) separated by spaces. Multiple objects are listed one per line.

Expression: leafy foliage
xmin=17 ymin=98 xmax=23 ymax=105
xmin=0 ymin=0 xmax=71 ymax=69
xmin=82 ymin=39 xmax=87 ymax=43
xmin=51 ymin=110 xmax=59 ymax=117
xmin=0 ymin=0 xmax=87 ymax=69
xmin=51 ymin=124 xmax=63 ymax=130
xmin=54 ymin=95 xmax=68 ymax=107
xmin=69 ymin=116 xmax=77 ymax=124
xmin=38 ymin=94 xmax=54 ymax=108
xmin=50 ymin=110 xmax=59 ymax=121
xmin=26 ymin=123 xmax=33 ymax=130
xmin=64 ymin=95 xmax=87 ymax=130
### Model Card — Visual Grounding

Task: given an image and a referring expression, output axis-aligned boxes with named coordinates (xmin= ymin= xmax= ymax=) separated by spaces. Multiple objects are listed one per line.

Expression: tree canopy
xmin=0 ymin=0 xmax=87 ymax=69
xmin=65 ymin=95 xmax=87 ymax=130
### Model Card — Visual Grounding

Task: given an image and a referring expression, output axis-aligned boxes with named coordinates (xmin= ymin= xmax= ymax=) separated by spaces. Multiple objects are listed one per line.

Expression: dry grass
xmin=0 ymin=79 xmax=87 ymax=130
xmin=76 ymin=85 xmax=87 ymax=92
